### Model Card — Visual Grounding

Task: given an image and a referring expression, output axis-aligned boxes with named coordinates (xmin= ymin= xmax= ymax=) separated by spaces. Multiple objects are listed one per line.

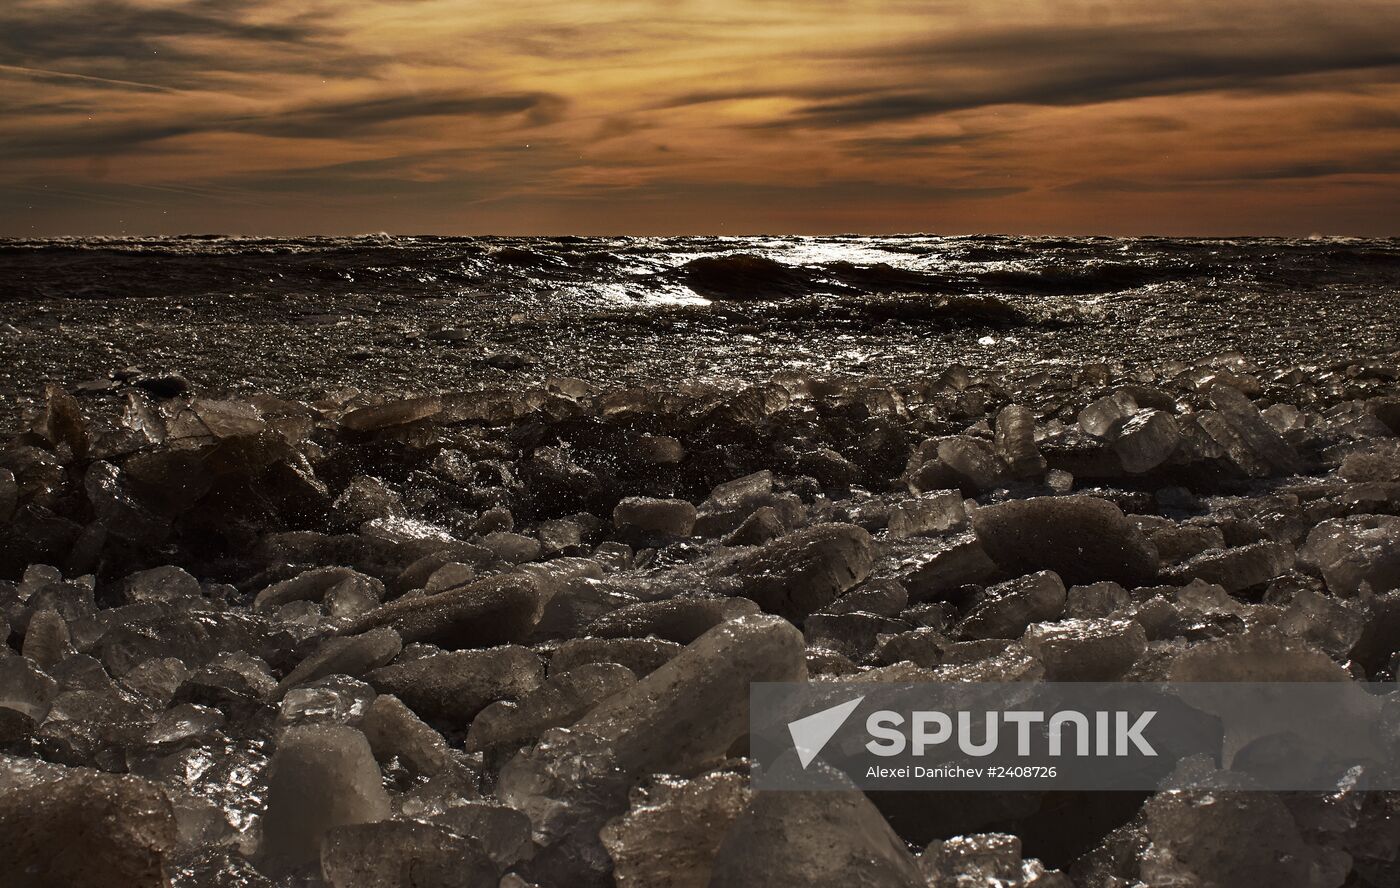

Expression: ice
xmin=612 ymin=496 xmax=698 ymax=537
xmin=343 ymin=573 xmax=546 ymax=649
xmin=1208 ymin=384 xmax=1305 ymax=474
xmin=320 ymin=820 xmax=500 ymax=887
xmin=721 ymin=505 xmax=786 ymax=545
xmin=936 ymin=436 xmax=1010 ymax=493
xmin=694 ymin=470 xmax=777 ymax=536
xmin=274 ymin=627 xmax=403 ymax=698
xmin=21 ymin=608 xmax=74 ymax=670
xmin=430 ymin=802 xmax=534 ymax=869
xmin=921 ymin=832 xmax=1071 ymax=887
xmin=0 ymin=468 xmax=15 ymax=522
xmin=1022 ymin=617 xmax=1147 ymax=680
xmin=970 ymin=495 xmax=1160 ymax=586
xmin=805 ymin=612 xmax=907 ymax=662
xmin=823 ymin=578 xmax=909 ymax=617
xmin=1300 ymin=514 xmax=1400 ymax=596
xmin=275 ymin=675 xmax=375 ymax=733
xmin=360 ymin=693 xmax=451 ymax=778
xmin=635 ymin=433 xmax=686 ymax=464
xmin=366 ymin=645 xmax=543 ymax=724
xmin=600 ymin=770 xmax=750 ymax=888
xmin=957 ymin=571 xmax=1067 ymax=640
xmin=548 ymin=637 xmax=681 ymax=677
xmin=497 ymin=615 xmax=805 ymax=884
xmin=341 ymin=395 xmax=443 ymax=432
xmin=900 ymin=534 xmax=1001 ymax=602
xmin=586 ymin=596 xmax=759 ymax=644
xmin=0 ymin=770 xmax=177 ymax=887
xmin=466 ymin=661 xmax=635 ymax=757
xmin=706 ymin=762 xmax=924 ymax=888
xmin=1078 ymin=391 xmax=1139 ymax=437
xmin=1141 ymin=788 xmax=1349 ymax=888
xmin=173 ymin=651 xmax=277 ymax=722
xmin=330 ymin=475 xmax=405 ymax=527
xmin=1140 ymin=521 xmax=1226 ymax=564
xmin=887 ymin=491 xmax=967 ymax=538
xmin=1172 ymin=541 xmax=1295 ymax=592
xmin=1064 ymin=581 xmax=1131 ymax=618
xmin=258 ymin=725 xmax=391 ymax=875
xmin=481 ymin=531 xmax=544 ymax=564
xmin=995 ymin=404 xmax=1047 ymax=478
xmin=714 ymin=523 xmax=873 ymax=621
xmin=121 ymin=565 xmax=202 ymax=605
xmin=1110 ymin=409 xmax=1181 ymax=473
xmin=254 ymin=566 xmax=385 ymax=612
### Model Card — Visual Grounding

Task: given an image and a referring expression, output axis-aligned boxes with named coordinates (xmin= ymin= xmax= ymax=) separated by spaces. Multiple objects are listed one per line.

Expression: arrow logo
xmin=787 ymin=695 xmax=865 ymax=768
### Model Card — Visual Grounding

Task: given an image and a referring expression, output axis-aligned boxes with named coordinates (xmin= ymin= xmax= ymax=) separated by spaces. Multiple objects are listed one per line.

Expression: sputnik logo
xmin=787 ymin=695 xmax=865 ymax=768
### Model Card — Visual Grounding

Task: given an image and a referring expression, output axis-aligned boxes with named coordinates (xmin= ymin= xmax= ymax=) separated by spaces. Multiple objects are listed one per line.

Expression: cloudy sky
xmin=1 ymin=0 xmax=1398 ymax=235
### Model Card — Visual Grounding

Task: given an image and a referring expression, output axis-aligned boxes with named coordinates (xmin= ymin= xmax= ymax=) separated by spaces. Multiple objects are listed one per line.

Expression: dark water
xmin=2 ymin=235 xmax=1398 ymax=421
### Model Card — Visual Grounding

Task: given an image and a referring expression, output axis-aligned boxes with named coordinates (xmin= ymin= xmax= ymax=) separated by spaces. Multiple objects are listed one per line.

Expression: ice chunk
xmin=586 ymin=597 xmax=759 ymax=644
xmin=1172 ymin=541 xmax=1295 ymax=592
xmin=613 ymin=496 xmax=698 ymax=537
xmin=342 ymin=395 xmax=442 ymax=432
xmin=430 ymin=800 xmax=534 ymax=869
xmin=0 ymin=771 xmax=176 ymax=888
xmin=254 ymin=566 xmax=384 ymax=612
xmin=1064 ymin=581 xmax=1131 ymax=618
xmin=1110 ymin=409 xmax=1181 ymax=473
xmin=716 ymin=524 xmax=874 ymax=620
xmin=957 ymin=571 xmax=1067 ymax=640
xmin=121 ymin=565 xmax=202 ymax=605
xmin=320 ymin=821 xmax=499 ymax=888
xmin=275 ymin=628 xmax=402 ymax=698
xmin=498 ymin=615 xmax=805 ymax=885
xmin=21 ymin=609 xmax=73 ymax=670
xmin=1300 ymin=515 xmax=1400 ymax=596
xmin=995 ymin=404 xmax=1047 ymax=478
xmin=707 ymin=761 xmax=923 ymax=888
xmin=805 ymin=612 xmax=911 ymax=662
xmin=600 ymin=770 xmax=750 ymax=888
xmin=330 ymin=475 xmax=404 ymax=527
xmin=823 ymin=578 xmax=909 ymax=617
xmin=548 ymin=637 xmax=680 ymax=677
xmin=466 ymin=662 xmax=635 ymax=757
xmin=366 ymin=646 xmax=543 ymax=724
xmin=275 ymin=675 xmax=375 ymax=733
xmin=1141 ymin=788 xmax=1348 ymax=888
xmin=342 ymin=573 xmax=546 ymax=649
xmin=971 ymin=495 xmax=1160 ymax=586
xmin=887 ymin=491 xmax=967 ymax=538
xmin=360 ymin=692 xmax=451 ymax=777
xmin=259 ymin=725 xmax=391 ymax=875
xmin=1022 ymin=618 xmax=1147 ymax=680
xmin=937 ymin=436 xmax=1010 ymax=493
xmin=900 ymin=534 xmax=1001 ymax=602
xmin=1078 ymin=391 xmax=1138 ymax=437
xmin=1208 ymin=384 xmax=1304 ymax=475
xmin=721 ymin=506 xmax=786 ymax=546
xmin=480 ymin=531 xmax=543 ymax=564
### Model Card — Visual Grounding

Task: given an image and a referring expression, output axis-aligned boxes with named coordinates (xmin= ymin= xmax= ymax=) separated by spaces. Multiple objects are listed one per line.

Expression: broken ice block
xmin=343 ymin=573 xmax=546 ymax=649
xmin=1110 ymin=409 xmax=1181 ymax=474
xmin=971 ymin=495 xmax=1159 ymax=586
xmin=887 ymin=491 xmax=967 ymax=538
xmin=1300 ymin=514 xmax=1400 ymax=596
xmin=366 ymin=645 xmax=543 ymax=724
xmin=716 ymin=524 xmax=874 ymax=621
xmin=995 ymin=404 xmax=1048 ymax=478
xmin=1022 ymin=618 xmax=1147 ymax=680
xmin=360 ymin=692 xmax=451 ymax=777
xmin=466 ymin=661 xmax=635 ymax=756
xmin=957 ymin=571 xmax=1067 ymax=640
xmin=259 ymin=725 xmax=391 ymax=875
xmin=320 ymin=820 xmax=498 ymax=887
xmin=600 ymin=770 xmax=750 ymax=888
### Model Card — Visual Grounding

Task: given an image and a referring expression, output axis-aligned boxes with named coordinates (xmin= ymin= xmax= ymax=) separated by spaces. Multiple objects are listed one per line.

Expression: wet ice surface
xmin=3 ymin=235 xmax=1399 ymax=426
xmin=2 ymin=237 xmax=1400 ymax=886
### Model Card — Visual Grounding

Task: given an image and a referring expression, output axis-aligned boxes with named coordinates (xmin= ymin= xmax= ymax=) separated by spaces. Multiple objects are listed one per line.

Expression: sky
xmin=1 ymin=0 xmax=1398 ymax=236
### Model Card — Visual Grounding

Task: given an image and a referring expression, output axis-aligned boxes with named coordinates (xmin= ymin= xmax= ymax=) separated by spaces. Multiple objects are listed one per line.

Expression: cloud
xmin=0 ymin=90 xmax=568 ymax=158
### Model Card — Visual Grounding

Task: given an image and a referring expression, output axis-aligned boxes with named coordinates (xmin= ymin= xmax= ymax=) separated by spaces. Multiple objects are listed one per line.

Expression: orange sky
xmin=1 ymin=0 xmax=1398 ymax=235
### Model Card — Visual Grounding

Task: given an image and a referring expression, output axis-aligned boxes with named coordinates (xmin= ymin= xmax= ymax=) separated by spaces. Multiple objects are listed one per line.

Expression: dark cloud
xmin=0 ymin=0 xmax=360 ymax=88
xmin=737 ymin=19 xmax=1400 ymax=128
xmin=0 ymin=91 xmax=567 ymax=158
